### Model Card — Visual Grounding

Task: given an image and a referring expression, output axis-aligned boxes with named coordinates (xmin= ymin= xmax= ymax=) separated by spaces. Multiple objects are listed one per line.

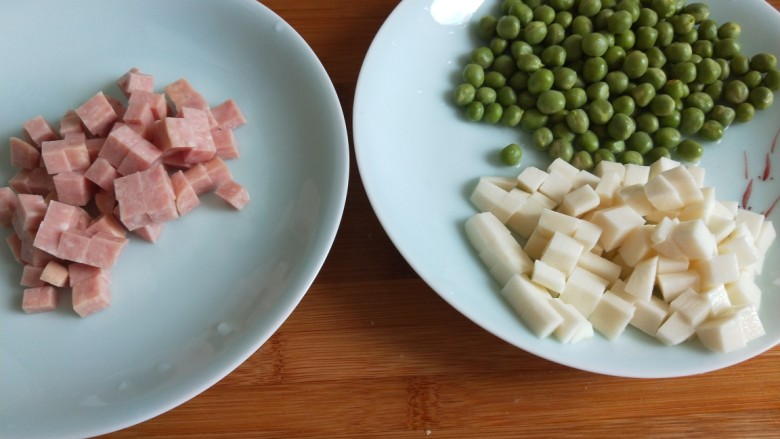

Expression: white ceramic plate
xmin=0 ymin=1 xmax=348 ymax=437
xmin=354 ymin=0 xmax=780 ymax=378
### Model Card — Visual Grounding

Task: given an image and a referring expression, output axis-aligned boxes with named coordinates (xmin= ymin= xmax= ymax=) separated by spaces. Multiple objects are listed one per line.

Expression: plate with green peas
xmin=354 ymin=0 xmax=780 ymax=377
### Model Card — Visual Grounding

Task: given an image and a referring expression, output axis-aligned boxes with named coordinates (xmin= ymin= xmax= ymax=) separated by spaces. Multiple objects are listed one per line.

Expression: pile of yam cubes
xmin=0 ymin=68 xmax=249 ymax=317
xmin=467 ymin=157 xmax=775 ymax=353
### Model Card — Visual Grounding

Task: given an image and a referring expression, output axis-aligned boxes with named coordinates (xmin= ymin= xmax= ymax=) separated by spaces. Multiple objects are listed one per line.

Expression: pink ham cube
xmin=10 ymin=137 xmax=42 ymax=169
xmin=114 ymin=164 xmax=178 ymax=230
xmin=170 ymin=170 xmax=199 ymax=216
xmin=211 ymin=99 xmax=246 ymax=130
xmin=53 ymin=172 xmax=95 ymax=207
xmin=7 ymin=233 xmax=23 ymax=263
xmin=85 ymin=138 xmax=105 ymax=162
xmin=32 ymin=200 xmax=91 ymax=256
xmin=83 ymin=232 xmax=128 ymax=268
xmin=23 ymin=116 xmax=59 ymax=147
xmin=75 ymin=92 xmax=119 ymax=137
xmin=154 ymin=108 xmax=216 ymax=164
xmin=40 ymin=260 xmax=69 ymax=287
xmin=84 ymin=157 xmax=120 ymax=191
xmin=0 ymin=187 xmax=17 ymax=227
xmin=215 ymin=180 xmax=250 ymax=210
xmin=100 ymin=125 xmax=162 ymax=174
xmin=41 ymin=134 xmax=91 ymax=174
xmin=59 ymin=110 xmax=84 ymax=137
xmin=86 ymin=214 xmax=126 ymax=238
xmin=72 ymin=275 xmax=111 ymax=317
xmin=22 ymin=286 xmax=58 ymax=313
xmin=212 ymin=127 xmax=239 ymax=160
xmin=69 ymin=262 xmax=111 ymax=287
xmin=8 ymin=168 xmax=54 ymax=196
xmin=204 ymin=156 xmax=232 ymax=188
xmin=21 ymin=265 xmax=46 ymax=288
xmin=56 ymin=228 xmax=91 ymax=262
xmin=94 ymin=189 xmax=116 ymax=216
xmin=133 ymin=222 xmax=164 ymax=242
xmin=117 ymin=68 xmax=154 ymax=97
xmin=182 ymin=163 xmax=213 ymax=195
xmin=12 ymin=194 xmax=48 ymax=233
xmin=164 ymin=78 xmax=216 ymax=126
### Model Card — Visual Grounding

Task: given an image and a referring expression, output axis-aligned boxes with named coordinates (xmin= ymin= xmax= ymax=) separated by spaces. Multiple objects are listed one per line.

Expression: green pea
xmin=763 ymin=70 xmax=780 ymax=91
xmin=692 ymin=40 xmax=713 ymax=59
xmin=517 ymin=91 xmax=537 ymax=109
xmin=578 ymin=0 xmax=602 ymax=17
xmin=751 ymin=53 xmax=778 ymax=73
xmin=703 ymin=80 xmax=724 ymax=102
xmin=533 ymin=127 xmax=554 ymax=150
xmin=566 ymin=108 xmax=591 ymax=134
xmin=742 ymin=71 xmax=763 ymax=89
xmin=583 ymin=57 xmax=609 ymax=82
xmin=718 ymin=21 xmax=741 ymax=40
xmin=654 ymin=20 xmax=674 ymax=47
xmin=646 ymin=146 xmax=671 ymax=164
xmin=588 ymin=99 xmax=615 ymax=125
xmin=471 ymin=47 xmax=494 ymax=69
xmin=475 ymin=87 xmax=497 ymax=104
xmin=553 ymin=67 xmax=578 ymax=90
xmin=709 ymin=105 xmax=736 ymax=127
xmin=509 ymin=69 xmax=528 ymax=89
xmin=500 ymin=105 xmax=524 ymax=127
xmin=571 ymin=15 xmax=594 ymax=36
xmin=624 ymin=50 xmax=649 ymax=79
xmin=603 ymin=139 xmax=626 ymax=154
xmin=730 ymin=54 xmax=750 ymax=76
xmin=616 ymin=0 xmax=641 ymax=21
xmin=682 ymin=3 xmax=709 ymax=22
xmin=534 ymin=4 xmax=557 ymax=24
xmin=500 ymin=143 xmax=523 ymax=166
xmin=562 ymin=35 xmax=585 ymax=63
xmin=724 ymin=80 xmax=749 ymax=105
xmin=679 ymin=107 xmax=705 ymax=135
xmin=552 ymin=121 xmax=576 ymax=141
xmin=453 ymin=83 xmax=476 ymax=106
xmin=698 ymin=19 xmax=718 ymax=41
xmin=593 ymin=148 xmax=617 ymax=164
xmin=511 ymin=40 xmax=534 ymax=59
xmin=605 ymin=71 xmax=630 ymax=95
xmin=665 ymin=42 xmax=692 ymax=63
xmin=476 ymin=15 xmax=498 ymax=40
xmin=613 ymin=95 xmax=636 ymax=115
xmin=593 ymin=9 xmax=614 ymax=31
xmin=659 ymin=110 xmax=681 ymax=128
xmin=634 ymin=26 xmax=658 ymax=51
xmin=685 ymin=92 xmax=714 ymax=113
xmin=542 ymin=45 xmax=568 ymax=68
xmin=676 ymin=139 xmax=703 ymax=162
xmin=714 ymin=38 xmax=741 ymax=60
xmin=653 ymin=127 xmax=681 ymax=149
xmin=607 ymin=10 xmax=634 ymax=34
xmin=607 ymin=113 xmax=636 ymax=140
xmin=484 ymin=102 xmax=503 ymax=124
xmin=549 ymin=138 xmax=575 ymax=162
xmin=641 ymin=67 xmax=668 ymax=90
xmin=465 ymin=101 xmax=484 ymax=121
xmin=549 ymin=0 xmax=575 ymax=12
xmin=636 ymin=112 xmax=660 ymax=133
xmin=575 ymin=130 xmax=600 ymax=152
xmin=586 ymin=82 xmax=610 ymax=101
xmin=492 ymin=55 xmax=517 ymax=79
xmin=734 ymin=102 xmax=755 ymax=122
xmin=716 ymin=58 xmax=731 ymax=80
xmin=497 ymin=86 xmax=518 ymax=106
xmin=554 ymin=10 xmax=574 ymax=27
xmin=636 ymin=8 xmax=658 ymax=27
xmin=646 ymin=46 xmax=667 ymax=68
xmin=581 ymin=33 xmax=609 ymax=58
xmin=462 ymin=64 xmax=485 ymax=88
xmin=489 ymin=37 xmax=508 ymax=56
xmin=527 ymin=68 xmax=555 ymax=94
xmin=571 ymin=150 xmax=595 ymax=170
xmin=604 ymin=45 xmax=627 ymax=70
xmin=670 ymin=62 xmax=697 ymax=84
xmin=618 ymin=150 xmax=644 ymax=165
xmin=520 ymin=108 xmax=549 ymax=131
xmin=545 ymin=23 xmax=567 ymax=45
xmin=508 ymin=2 xmax=533 ymax=24
xmin=537 ymin=90 xmax=567 ymax=114
xmin=696 ymin=58 xmax=722 ymax=85
xmin=699 ymin=120 xmax=724 ymax=141
xmin=627 ymin=131 xmax=654 ymax=154
xmin=749 ymin=86 xmax=775 ymax=110
xmin=631 ymin=83 xmax=656 ymax=107
xmin=484 ymin=71 xmax=506 ymax=89
xmin=670 ymin=13 xmax=695 ymax=35
xmin=523 ymin=21 xmax=548 ymax=44
xmin=650 ymin=94 xmax=676 ymax=116
xmin=516 ymin=54 xmax=543 ymax=73
xmin=564 ymin=87 xmax=588 ymax=109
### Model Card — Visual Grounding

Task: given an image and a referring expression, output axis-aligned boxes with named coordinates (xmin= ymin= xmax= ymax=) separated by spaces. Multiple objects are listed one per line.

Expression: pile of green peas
xmin=452 ymin=0 xmax=780 ymax=168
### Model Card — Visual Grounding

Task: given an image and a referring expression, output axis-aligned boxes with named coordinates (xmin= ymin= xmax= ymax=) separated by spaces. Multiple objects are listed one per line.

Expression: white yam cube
xmin=694 ymin=253 xmax=740 ymax=289
xmin=506 ymin=197 xmax=545 ymax=239
xmin=577 ymin=251 xmax=622 ymax=285
xmin=572 ymin=220 xmax=602 ymax=253
xmin=465 ymin=212 xmax=511 ymax=253
xmin=644 ymin=174 xmax=684 ymax=211
xmin=589 ymin=291 xmax=636 ymax=340
xmin=735 ymin=208 xmax=764 ymax=242
xmin=483 ymin=175 xmax=518 ymax=191
xmin=660 ymin=165 xmax=703 ymax=206
xmin=594 ymin=171 xmax=622 ymax=207
xmin=671 ymin=219 xmax=717 ymax=261
xmin=594 ymin=161 xmax=626 ymax=179
xmin=491 ymin=188 xmax=531 ymax=223
xmin=718 ymin=234 xmax=760 ymax=270
xmin=623 ymin=256 xmax=658 ymax=302
xmin=532 ymin=260 xmax=567 ymax=296
xmin=547 ymin=297 xmax=594 ymax=343
xmin=755 ymin=220 xmax=776 ymax=257
xmin=572 ymin=169 xmax=601 ymax=189
xmin=720 ymin=200 xmax=739 ymax=218
xmin=656 ymin=256 xmax=689 ymax=274
xmin=470 ymin=178 xmax=507 ymax=213
xmin=630 ymin=296 xmax=670 ymax=336
xmin=481 ymin=240 xmax=534 ymax=286
xmin=670 ymin=288 xmax=711 ymax=326
xmin=516 ymin=166 xmax=548 ymax=193
xmin=540 ymin=232 xmax=585 ymax=275
xmin=648 ymin=156 xmax=681 ymax=179
xmin=706 ymin=213 xmax=737 ymax=243
xmin=558 ymin=266 xmax=608 ymax=317
xmin=678 ymin=186 xmax=714 ymax=222
xmin=547 ymin=157 xmax=580 ymax=180
xmin=618 ymin=225 xmax=656 ymax=267
xmin=623 ymin=163 xmax=650 ymax=186
xmin=609 ymin=278 xmax=627 ymax=296
xmin=538 ymin=170 xmax=573 ymax=204
xmin=725 ymin=271 xmax=762 ymax=307
xmin=644 ymin=208 xmax=682 ymax=224
xmin=657 ymin=270 xmax=701 ymax=302
xmin=655 ymin=311 xmax=695 ymax=345
xmin=536 ymin=208 xmax=581 ymax=237
xmin=650 ymin=217 xmax=686 ymax=260
xmin=559 ymin=184 xmax=600 ymax=218
xmin=617 ymin=184 xmax=654 ymax=217
xmin=696 ymin=313 xmax=748 ymax=353
xmin=731 ymin=305 xmax=765 ymax=342
xmin=501 ymin=275 xmax=562 ymax=338
xmin=529 ymin=190 xmax=558 ymax=209
xmin=523 ymin=229 xmax=549 ymax=261
xmin=687 ymin=165 xmax=705 ymax=187
xmin=590 ymin=205 xmax=646 ymax=252
xmin=700 ymin=284 xmax=732 ymax=317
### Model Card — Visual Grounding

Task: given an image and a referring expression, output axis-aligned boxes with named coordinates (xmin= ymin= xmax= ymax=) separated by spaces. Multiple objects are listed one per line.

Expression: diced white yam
xmin=470 ymin=177 xmax=507 ymax=213
xmin=506 ymin=196 xmax=545 ymax=239
xmin=694 ymin=253 xmax=740 ymax=289
xmin=479 ymin=238 xmax=534 ymax=286
xmin=735 ymin=209 xmax=764 ymax=242
xmin=531 ymin=259 xmax=567 ymax=296
xmin=671 ymin=219 xmax=717 ymax=261
xmin=540 ymin=232 xmax=584 ymax=275
xmin=678 ymin=186 xmax=715 ymax=222
xmin=536 ymin=208 xmax=581 ymax=237
xmin=656 ymin=256 xmax=689 ymax=274
xmin=630 ymin=296 xmax=670 ymax=336
xmin=516 ymin=166 xmax=548 ymax=193
xmin=687 ymin=165 xmax=705 ymax=187
xmin=622 ymin=163 xmax=650 ymax=186
xmin=696 ymin=312 xmax=748 ymax=353
xmin=559 ymin=184 xmax=600 ymax=218
xmin=657 ymin=270 xmax=701 ymax=302
xmin=720 ymin=200 xmax=739 ymax=218
xmin=670 ymin=288 xmax=711 ymax=326
xmin=755 ymin=220 xmax=775 ymax=257
xmin=616 ymin=184 xmax=654 ymax=217
xmin=623 ymin=256 xmax=658 ymax=302
xmin=594 ymin=161 xmax=626 ymax=179
xmin=558 ymin=266 xmax=608 ymax=317
xmin=571 ymin=169 xmax=601 ymax=189
xmin=609 ymin=278 xmax=627 ymax=296
xmin=529 ymin=190 xmax=558 ymax=209
xmin=547 ymin=298 xmax=594 ymax=343
xmin=594 ymin=171 xmax=622 ymax=207
xmin=706 ymin=213 xmax=737 ymax=243
xmin=491 ymin=188 xmax=530 ymax=223
xmin=572 ymin=220 xmax=602 ymax=253
xmin=483 ymin=175 xmax=518 ymax=191
xmin=648 ymin=156 xmax=681 ymax=179
xmin=655 ymin=311 xmax=695 ymax=345
xmin=546 ymin=157 xmax=579 ymax=180
xmin=732 ymin=305 xmax=765 ymax=342
xmin=644 ymin=174 xmax=684 ymax=211
xmin=618 ymin=225 xmax=656 ymax=267
xmin=644 ymin=208 xmax=682 ymax=224
xmin=700 ymin=284 xmax=732 ymax=317
xmin=725 ymin=271 xmax=762 ymax=307
xmin=589 ymin=291 xmax=636 ymax=340
xmin=538 ymin=170 xmax=573 ymax=204
xmin=718 ymin=234 xmax=760 ymax=270
xmin=524 ymin=228 xmax=551 ymax=260
xmin=464 ymin=212 xmax=511 ymax=253
xmin=590 ymin=205 xmax=646 ymax=252
xmin=610 ymin=252 xmax=634 ymax=279
xmin=660 ymin=165 xmax=703 ymax=206
xmin=501 ymin=275 xmax=562 ymax=338
xmin=577 ymin=251 xmax=622 ymax=285
xmin=650 ymin=217 xmax=686 ymax=259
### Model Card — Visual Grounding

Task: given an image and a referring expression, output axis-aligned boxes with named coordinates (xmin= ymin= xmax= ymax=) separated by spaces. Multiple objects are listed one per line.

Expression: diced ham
xmin=32 ymin=200 xmax=91 ymax=256
xmin=86 ymin=214 xmax=126 ymax=239
xmin=94 ymin=189 xmax=117 ymax=216
xmin=122 ymin=98 xmax=155 ymax=129
xmin=56 ymin=228 xmax=91 ymax=262
xmin=22 ymin=116 xmax=59 ymax=147
xmin=59 ymin=110 xmax=84 ymax=137
xmin=117 ymin=68 xmax=154 ymax=97
xmin=53 ymin=172 xmax=95 ymax=207
xmin=40 ymin=260 xmax=69 ymax=287
xmin=204 ymin=156 xmax=232 ymax=187
xmin=22 ymin=286 xmax=58 ymax=313
xmin=215 ymin=180 xmax=250 ymax=210
xmin=7 ymin=233 xmax=23 ymax=263
xmin=84 ymin=157 xmax=120 ymax=191
xmin=100 ymin=125 xmax=162 ymax=174
xmin=105 ymin=95 xmax=126 ymax=121
xmin=72 ymin=275 xmax=111 ymax=317
xmin=21 ymin=265 xmax=46 ymax=287
xmin=10 ymin=137 xmax=42 ymax=169
xmin=41 ymin=133 xmax=90 ymax=174
xmin=164 ymin=78 xmax=217 ymax=127
xmin=170 ymin=170 xmax=199 ymax=216
xmin=75 ymin=92 xmax=119 ymax=137
xmin=8 ymin=168 xmax=54 ymax=196
xmin=133 ymin=223 xmax=164 ymax=242
xmin=154 ymin=108 xmax=216 ymax=165
xmin=0 ymin=187 xmax=17 ymax=227
xmin=182 ymin=163 xmax=213 ymax=195
xmin=85 ymin=138 xmax=105 ymax=162
xmin=212 ymin=127 xmax=239 ymax=160
xmin=83 ymin=231 xmax=128 ymax=268
xmin=211 ymin=99 xmax=246 ymax=130
xmin=68 ymin=262 xmax=111 ymax=287
xmin=114 ymin=164 xmax=178 ymax=230
xmin=12 ymin=194 xmax=48 ymax=233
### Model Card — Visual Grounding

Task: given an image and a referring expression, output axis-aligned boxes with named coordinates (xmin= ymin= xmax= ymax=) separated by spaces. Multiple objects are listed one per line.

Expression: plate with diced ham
xmin=354 ymin=0 xmax=780 ymax=378
xmin=0 ymin=1 xmax=348 ymax=437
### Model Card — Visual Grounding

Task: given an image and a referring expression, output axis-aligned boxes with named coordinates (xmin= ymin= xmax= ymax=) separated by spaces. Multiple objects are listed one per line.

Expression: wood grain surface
xmin=105 ymin=1 xmax=780 ymax=437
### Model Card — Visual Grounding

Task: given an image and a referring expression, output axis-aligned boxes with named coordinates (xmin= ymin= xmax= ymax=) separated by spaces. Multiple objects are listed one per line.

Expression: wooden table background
xmin=106 ymin=1 xmax=780 ymax=437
